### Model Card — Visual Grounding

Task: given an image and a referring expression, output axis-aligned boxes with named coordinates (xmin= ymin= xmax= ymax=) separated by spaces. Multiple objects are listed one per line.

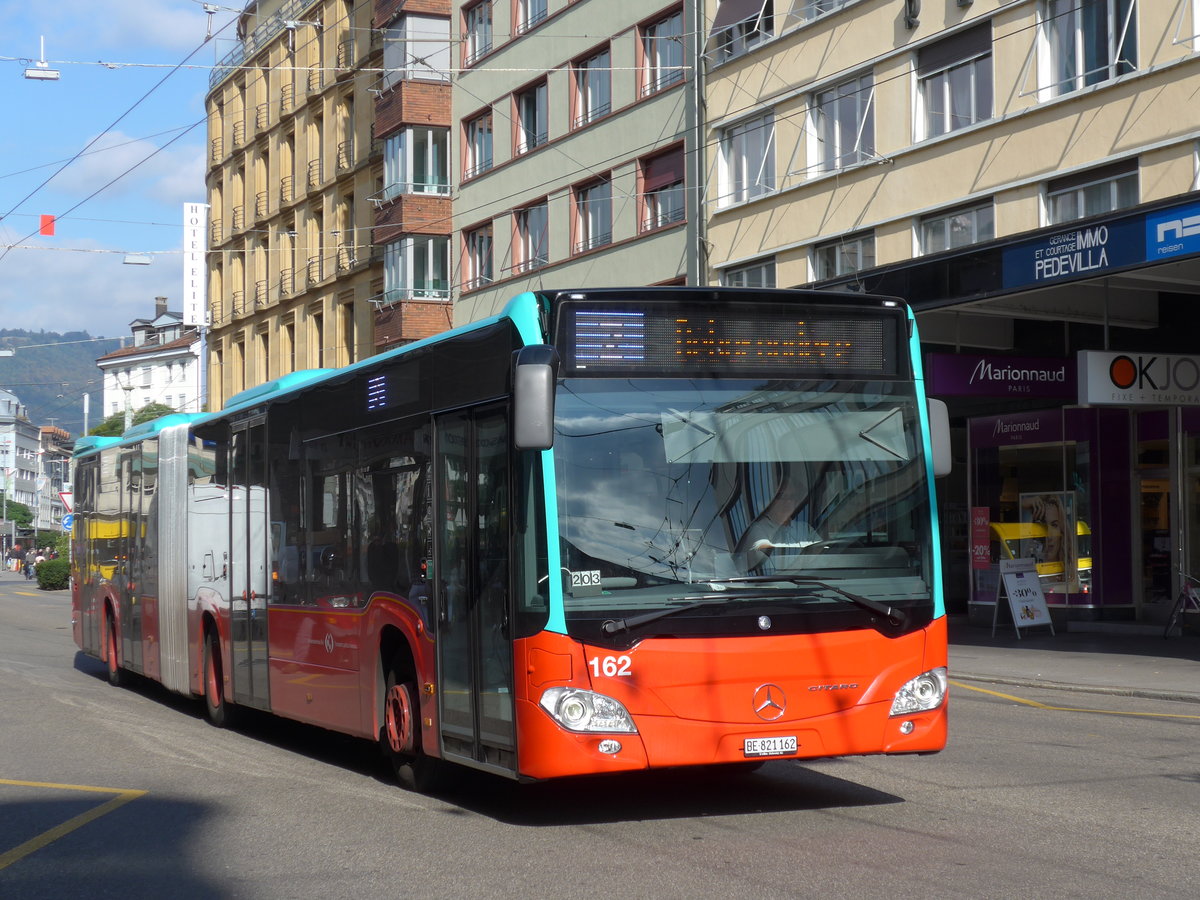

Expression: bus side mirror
xmin=927 ymin=398 xmax=952 ymax=478
xmin=513 ymin=345 xmax=560 ymax=451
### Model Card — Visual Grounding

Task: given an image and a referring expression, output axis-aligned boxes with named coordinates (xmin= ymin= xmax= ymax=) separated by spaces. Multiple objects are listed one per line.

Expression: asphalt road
xmin=1 ymin=578 xmax=1198 ymax=899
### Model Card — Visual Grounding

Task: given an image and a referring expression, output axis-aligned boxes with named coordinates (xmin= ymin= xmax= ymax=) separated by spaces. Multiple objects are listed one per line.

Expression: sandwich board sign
xmin=993 ymin=558 xmax=1055 ymax=639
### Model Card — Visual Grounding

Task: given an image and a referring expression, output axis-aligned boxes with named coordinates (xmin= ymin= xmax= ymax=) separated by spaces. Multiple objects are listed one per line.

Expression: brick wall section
xmin=375 ymin=81 xmax=451 ymax=136
xmin=374 ymin=0 xmax=449 ymax=29
xmin=375 ymin=195 xmax=451 ymax=240
xmin=373 ymin=299 xmax=454 ymax=349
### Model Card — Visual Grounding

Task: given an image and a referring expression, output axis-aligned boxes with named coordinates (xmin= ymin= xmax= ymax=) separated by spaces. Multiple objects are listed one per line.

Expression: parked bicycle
xmin=1163 ymin=571 xmax=1200 ymax=638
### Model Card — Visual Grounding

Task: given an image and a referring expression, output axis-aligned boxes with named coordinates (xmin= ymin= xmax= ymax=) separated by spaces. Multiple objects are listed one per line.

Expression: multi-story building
xmin=372 ymin=0 xmax=454 ymax=350
xmin=451 ymin=0 xmax=705 ymax=323
xmin=204 ymin=0 xmax=382 ymax=409
xmin=704 ymin=1 xmax=1200 ymax=624
xmin=96 ymin=296 xmax=202 ymax=421
xmin=0 ymin=390 xmax=39 ymax=518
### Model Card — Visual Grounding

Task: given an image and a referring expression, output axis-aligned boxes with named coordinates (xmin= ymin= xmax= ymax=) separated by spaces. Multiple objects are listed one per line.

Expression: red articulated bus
xmin=71 ymin=287 xmax=950 ymax=790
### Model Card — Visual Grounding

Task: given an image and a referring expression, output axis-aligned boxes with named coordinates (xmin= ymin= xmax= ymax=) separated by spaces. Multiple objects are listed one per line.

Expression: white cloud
xmin=48 ymin=131 xmax=206 ymax=207
xmin=0 ymin=243 xmax=182 ymax=336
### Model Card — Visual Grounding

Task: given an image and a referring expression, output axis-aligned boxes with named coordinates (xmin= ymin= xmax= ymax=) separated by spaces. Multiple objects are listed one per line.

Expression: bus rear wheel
xmin=382 ymin=664 xmax=447 ymax=793
xmin=203 ymin=630 xmax=233 ymax=727
xmin=105 ymin=613 xmax=124 ymax=687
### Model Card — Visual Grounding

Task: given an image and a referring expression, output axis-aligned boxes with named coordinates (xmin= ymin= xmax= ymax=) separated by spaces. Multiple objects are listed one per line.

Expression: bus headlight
xmin=889 ymin=667 xmax=947 ymax=716
xmin=539 ymin=688 xmax=638 ymax=733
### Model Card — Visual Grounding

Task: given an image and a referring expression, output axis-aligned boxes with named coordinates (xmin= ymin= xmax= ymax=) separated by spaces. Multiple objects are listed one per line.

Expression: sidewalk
xmin=949 ymin=616 xmax=1200 ymax=704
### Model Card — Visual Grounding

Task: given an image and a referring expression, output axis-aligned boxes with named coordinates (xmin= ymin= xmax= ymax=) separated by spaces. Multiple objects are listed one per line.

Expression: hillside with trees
xmin=0 ymin=330 xmax=124 ymax=437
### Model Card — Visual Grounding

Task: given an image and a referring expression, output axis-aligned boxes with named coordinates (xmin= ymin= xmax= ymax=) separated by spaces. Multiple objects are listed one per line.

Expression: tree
xmin=89 ymin=402 xmax=180 ymax=437
xmin=0 ymin=495 xmax=33 ymax=528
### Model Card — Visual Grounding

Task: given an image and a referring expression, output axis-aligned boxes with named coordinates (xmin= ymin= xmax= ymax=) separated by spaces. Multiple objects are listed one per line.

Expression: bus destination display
xmin=561 ymin=304 xmax=896 ymax=375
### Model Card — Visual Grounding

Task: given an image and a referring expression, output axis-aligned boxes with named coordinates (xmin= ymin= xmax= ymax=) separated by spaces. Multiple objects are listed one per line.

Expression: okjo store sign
xmin=1078 ymin=351 xmax=1200 ymax=406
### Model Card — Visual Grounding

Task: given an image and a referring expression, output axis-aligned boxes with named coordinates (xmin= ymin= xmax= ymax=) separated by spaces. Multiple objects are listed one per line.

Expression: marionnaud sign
xmin=969 ymin=408 xmax=1064 ymax=449
xmin=927 ymin=354 xmax=1075 ymax=399
xmin=1079 ymin=350 xmax=1200 ymax=406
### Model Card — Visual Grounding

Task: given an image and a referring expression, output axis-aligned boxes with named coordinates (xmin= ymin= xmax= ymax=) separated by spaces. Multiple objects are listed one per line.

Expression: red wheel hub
xmin=385 ymin=682 xmax=415 ymax=755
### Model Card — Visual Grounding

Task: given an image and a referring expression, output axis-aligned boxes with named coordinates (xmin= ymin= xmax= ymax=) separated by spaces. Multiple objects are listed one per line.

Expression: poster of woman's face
xmin=1019 ymin=491 xmax=1079 ymax=592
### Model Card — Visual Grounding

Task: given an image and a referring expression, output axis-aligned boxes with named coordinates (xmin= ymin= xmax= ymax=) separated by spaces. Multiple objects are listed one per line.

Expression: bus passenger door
xmin=229 ymin=418 xmax=271 ymax=711
xmin=434 ymin=407 xmax=516 ymax=774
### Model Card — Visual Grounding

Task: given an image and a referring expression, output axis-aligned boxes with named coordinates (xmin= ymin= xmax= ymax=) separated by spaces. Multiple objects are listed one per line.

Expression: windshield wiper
xmin=709 ymin=576 xmax=909 ymax=628
xmin=601 ymin=595 xmax=749 ymax=635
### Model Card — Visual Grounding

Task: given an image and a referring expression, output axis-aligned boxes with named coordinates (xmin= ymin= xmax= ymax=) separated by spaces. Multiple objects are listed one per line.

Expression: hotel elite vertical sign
xmin=182 ymin=202 xmax=209 ymax=328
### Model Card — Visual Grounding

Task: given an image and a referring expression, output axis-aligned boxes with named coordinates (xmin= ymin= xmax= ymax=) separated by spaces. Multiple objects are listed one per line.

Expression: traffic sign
xmin=61 ymin=514 xmax=74 ymax=530
xmin=59 ymin=491 xmax=73 ymax=513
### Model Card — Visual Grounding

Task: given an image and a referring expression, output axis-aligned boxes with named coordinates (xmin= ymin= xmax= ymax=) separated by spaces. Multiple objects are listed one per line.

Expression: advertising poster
xmin=1019 ymin=491 xmax=1078 ymax=593
xmin=970 ymin=507 xmax=991 ymax=570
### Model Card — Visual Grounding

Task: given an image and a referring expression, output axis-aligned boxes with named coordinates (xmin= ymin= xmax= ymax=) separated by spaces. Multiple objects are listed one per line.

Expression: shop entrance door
xmin=1138 ymin=474 xmax=1172 ymax=611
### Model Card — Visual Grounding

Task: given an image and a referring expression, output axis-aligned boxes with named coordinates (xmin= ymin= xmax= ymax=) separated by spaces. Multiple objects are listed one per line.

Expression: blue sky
xmin=0 ymin=0 xmax=241 ymax=338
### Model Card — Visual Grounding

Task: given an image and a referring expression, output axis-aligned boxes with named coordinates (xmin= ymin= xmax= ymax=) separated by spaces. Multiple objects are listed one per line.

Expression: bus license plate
xmin=743 ymin=736 xmax=797 ymax=758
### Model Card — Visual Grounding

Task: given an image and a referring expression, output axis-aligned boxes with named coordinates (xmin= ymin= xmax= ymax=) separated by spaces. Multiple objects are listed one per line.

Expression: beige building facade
xmin=451 ymin=0 xmax=705 ymax=324
xmin=705 ymin=1 xmax=1200 ymax=624
xmin=204 ymin=0 xmax=384 ymax=410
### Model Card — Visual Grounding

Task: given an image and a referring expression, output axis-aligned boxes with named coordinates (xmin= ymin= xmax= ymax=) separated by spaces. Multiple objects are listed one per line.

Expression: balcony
xmin=255 ymin=280 xmax=268 ymax=308
xmin=337 ymin=139 xmax=354 ymax=171
xmin=232 ymin=290 xmax=246 ymax=317
xmin=307 ymin=159 xmax=322 ymax=190
xmin=337 ymin=38 xmax=355 ymax=69
xmin=256 ymin=102 xmax=269 ymax=130
xmin=337 ymin=244 xmax=356 ymax=271
xmin=232 ymin=205 xmax=245 ymax=231
xmin=210 ymin=137 xmax=224 ymax=162
xmin=255 ymin=191 xmax=268 ymax=219
xmin=280 ymin=176 xmax=294 ymax=205
xmin=307 ymin=69 xmax=322 ymax=95
xmin=278 ymin=267 xmax=294 ymax=297
xmin=280 ymin=83 xmax=295 ymax=114
xmin=210 ymin=219 xmax=223 ymax=244
xmin=233 ymin=120 xmax=246 ymax=146
xmin=307 ymin=255 xmax=323 ymax=285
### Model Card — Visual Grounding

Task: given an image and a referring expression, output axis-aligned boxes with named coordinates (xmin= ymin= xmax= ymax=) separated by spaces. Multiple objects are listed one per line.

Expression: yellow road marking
xmin=950 ymin=680 xmax=1200 ymax=721
xmin=12 ymin=591 xmax=40 ymax=598
xmin=0 ymin=779 xmax=147 ymax=871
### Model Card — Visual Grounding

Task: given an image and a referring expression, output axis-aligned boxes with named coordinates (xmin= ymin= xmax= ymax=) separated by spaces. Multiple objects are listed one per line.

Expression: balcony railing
xmin=307 ymin=255 xmax=323 ymax=285
xmin=307 ymin=159 xmax=322 ymax=189
xmin=232 ymin=205 xmax=245 ymax=231
xmin=280 ymin=83 xmax=295 ymax=114
xmin=232 ymin=290 xmax=246 ymax=316
xmin=573 ymin=231 xmax=612 ymax=255
xmin=307 ymin=69 xmax=322 ymax=94
xmin=337 ymin=38 xmax=355 ymax=69
xmin=256 ymin=102 xmax=269 ymax=130
xmin=210 ymin=137 xmax=224 ymax=161
xmin=255 ymin=280 xmax=268 ymax=307
xmin=280 ymin=176 xmax=294 ymax=205
xmin=255 ymin=191 xmax=268 ymax=219
xmin=337 ymin=244 xmax=356 ymax=271
xmin=337 ymin=139 xmax=354 ymax=171
xmin=210 ymin=219 xmax=223 ymax=244
xmin=233 ymin=120 xmax=246 ymax=146
xmin=278 ymin=267 xmax=294 ymax=297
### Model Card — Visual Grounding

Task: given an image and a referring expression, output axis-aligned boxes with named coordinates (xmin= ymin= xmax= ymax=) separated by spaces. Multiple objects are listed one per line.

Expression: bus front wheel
xmin=382 ymin=663 xmax=447 ymax=793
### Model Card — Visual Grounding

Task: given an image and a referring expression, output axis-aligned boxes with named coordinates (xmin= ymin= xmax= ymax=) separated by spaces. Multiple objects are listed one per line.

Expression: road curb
xmin=951 ymin=672 xmax=1200 ymax=705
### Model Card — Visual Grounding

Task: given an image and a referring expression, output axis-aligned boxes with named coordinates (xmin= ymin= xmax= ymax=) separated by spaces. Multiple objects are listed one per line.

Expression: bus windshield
xmin=554 ymin=377 xmax=935 ymax=643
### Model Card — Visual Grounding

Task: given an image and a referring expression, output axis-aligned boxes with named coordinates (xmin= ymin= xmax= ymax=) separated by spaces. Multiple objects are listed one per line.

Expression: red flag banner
xmin=39 ymin=214 xmax=55 ymax=236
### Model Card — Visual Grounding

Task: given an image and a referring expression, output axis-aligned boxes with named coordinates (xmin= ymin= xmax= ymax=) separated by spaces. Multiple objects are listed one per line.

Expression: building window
xmin=797 ymin=0 xmax=852 ymax=20
xmin=814 ymin=231 xmax=875 ymax=280
xmin=719 ymin=113 xmax=774 ymax=207
xmin=1046 ymin=159 xmax=1138 ymax=224
xmin=465 ymin=112 xmax=493 ymax=179
xmin=384 ymin=235 xmax=450 ymax=300
xmin=918 ymin=23 xmax=992 ymax=139
xmin=641 ymin=146 xmax=685 ymax=231
xmin=383 ymin=15 xmax=451 ymax=88
xmin=920 ymin=201 xmax=995 ymax=254
xmin=384 ymin=126 xmax=449 ymax=199
xmin=713 ymin=1 xmax=773 ymax=63
xmin=516 ymin=81 xmax=548 ymax=154
xmin=464 ymin=2 xmax=492 ymax=65
xmin=574 ymin=48 xmax=612 ymax=128
xmin=515 ymin=201 xmax=549 ymax=272
xmin=1045 ymin=0 xmax=1137 ymax=96
xmin=516 ymin=0 xmax=547 ymax=34
xmin=813 ymin=72 xmax=874 ymax=173
xmin=464 ymin=224 xmax=493 ymax=290
xmin=642 ymin=9 xmax=683 ymax=96
xmin=574 ymin=178 xmax=613 ymax=254
xmin=722 ymin=257 xmax=776 ymax=288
